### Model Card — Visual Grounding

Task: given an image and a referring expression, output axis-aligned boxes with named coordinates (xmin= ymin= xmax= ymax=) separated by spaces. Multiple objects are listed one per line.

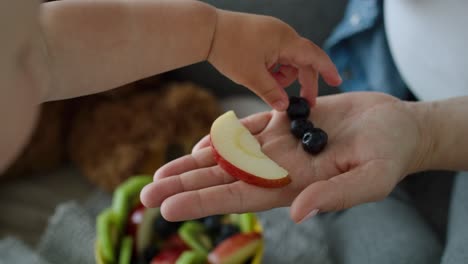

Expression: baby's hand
xmin=207 ymin=10 xmax=341 ymax=111
xmin=141 ymin=92 xmax=426 ymax=223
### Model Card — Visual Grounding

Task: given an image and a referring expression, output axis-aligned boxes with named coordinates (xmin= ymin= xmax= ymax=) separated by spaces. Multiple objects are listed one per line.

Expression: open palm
xmin=141 ymin=92 xmax=425 ymax=222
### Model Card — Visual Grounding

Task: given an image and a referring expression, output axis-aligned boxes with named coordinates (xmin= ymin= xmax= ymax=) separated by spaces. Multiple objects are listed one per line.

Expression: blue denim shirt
xmin=324 ymin=0 xmax=413 ymax=100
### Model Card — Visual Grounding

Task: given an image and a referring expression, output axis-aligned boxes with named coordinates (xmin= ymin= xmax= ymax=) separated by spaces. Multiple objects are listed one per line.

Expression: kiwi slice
xmin=239 ymin=213 xmax=255 ymax=233
xmin=178 ymin=221 xmax=212 ymax=254
xmin=97 ymin=208 xmax=119 ymax=263
xmin=112 ymin=175 xmax=152 ymax=231
xmin=136 ymin=207 xmax=160 ymax=256
xmin=119 ymin=236 xmax=133 ymax=264
xmin=226 ymin=214 xmax=240 ymax=225
xmin=176 ymin=250 xmax=207 ymax=264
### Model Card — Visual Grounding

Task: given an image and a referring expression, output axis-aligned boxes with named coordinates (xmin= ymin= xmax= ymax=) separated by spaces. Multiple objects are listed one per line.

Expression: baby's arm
xmin=39 ymin=0 xmax=340 ymax=104
xmin=0 ymin=0 xmax=218 ymax=172
xmin=39 ymin=0 xmax=217 ymax=101
xmin=1 ymin=0 xmax=340 ymax=173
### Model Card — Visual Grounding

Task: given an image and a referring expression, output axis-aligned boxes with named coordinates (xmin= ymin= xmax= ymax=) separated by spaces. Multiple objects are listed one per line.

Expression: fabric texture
xmin=384 ymin=0 xmax=468 ymax=102
xmin=324 ymin=0 xmax=412 ymax=100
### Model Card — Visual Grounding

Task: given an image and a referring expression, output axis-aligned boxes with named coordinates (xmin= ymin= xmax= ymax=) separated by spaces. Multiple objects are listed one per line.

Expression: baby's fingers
xmin=281 ymin=37 xmax=341 ymax=103
xmin=285 ymin=37 xmax=341 ymax=85
xmin=298 ymin=66 xmax=318 ymax=106
xmin=271 ymin=65 xmax=298 ymax=88
xmin=290 ymin=160 xmax=399 ymax=223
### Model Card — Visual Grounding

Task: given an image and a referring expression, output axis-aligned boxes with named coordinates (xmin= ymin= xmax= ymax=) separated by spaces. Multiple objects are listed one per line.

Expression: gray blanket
xmin=0 ymin=191 xmax=332 ymax=264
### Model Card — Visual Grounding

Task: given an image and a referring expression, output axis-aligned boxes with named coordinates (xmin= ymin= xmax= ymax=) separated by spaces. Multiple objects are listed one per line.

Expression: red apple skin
xmin=162 ymin=234 xmax=190 ymax=251
xmin=151 ymin=248 xmax=186 ymax=264
xmin=211 ymin=141 xmax=291 ymax=188
xmin=208 ymin=233 xmax=262 ymax=264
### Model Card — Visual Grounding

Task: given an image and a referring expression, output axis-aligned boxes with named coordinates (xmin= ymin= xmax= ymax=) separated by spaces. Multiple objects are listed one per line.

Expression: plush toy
xmin=1 ymin=75 xmax=221 ymax=191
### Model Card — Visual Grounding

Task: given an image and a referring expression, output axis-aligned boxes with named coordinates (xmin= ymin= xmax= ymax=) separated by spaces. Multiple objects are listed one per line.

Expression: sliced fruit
xmin=95 ymin=239 xmax=106 ymax=264
xmin=210 ymin=111 xmax=290 ymax=188
xmin=208 ymin=233 xmax=262 ymax=264
xmin=97 ymin=208 xmax=119 ymax=263
xmin=136 ymin=207 xmax=160 ymax=255
xmin=178 ymin=221 xmax=212 ymax=254
xmin=251 ymin=242 xmax=263 ymax=264
xmin=215 ymin=224 xmax=240 ymax=246
xmin=151 ymin=248 xmax=186 ymax=264
xmin=176 ymin=250 xmax=207 ymax=264
xmin=153 ymin=215 xmax=181 ymax=239
xmin=126 ymin=203 xmax=145 ymax=238
xmin=119 ymin=236 xmax=133 ymax=264
xmin=162 ymin=234 xmax=190 ymax=251
xmin=143 ymin=245 xmax=160 ymax=263
xmin=202 ymin=215 xmax=222 ymax=234
xmin=239 ymin=213 xmax=255 ymax=233
xmin=225 ymin=214 xmax=240 ymax=225
xmin=113 ymin=175 xmax=152 ymax=231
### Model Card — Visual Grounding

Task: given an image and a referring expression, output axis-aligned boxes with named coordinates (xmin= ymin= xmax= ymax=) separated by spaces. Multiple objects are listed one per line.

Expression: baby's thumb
xmin=290 ymin=161 xmax=398 ymax=223
xmin=247 ymin=69 xmax=288 ymax=111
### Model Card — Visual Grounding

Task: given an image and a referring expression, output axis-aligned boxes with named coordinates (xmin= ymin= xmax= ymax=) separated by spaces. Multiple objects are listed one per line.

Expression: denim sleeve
xmin=324 ymin=0 xmax=413 ymax=100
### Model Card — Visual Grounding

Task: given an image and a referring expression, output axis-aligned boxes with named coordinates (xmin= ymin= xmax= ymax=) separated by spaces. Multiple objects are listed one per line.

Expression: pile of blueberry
xmin=287 ymin=96 xmax=328 ymax=154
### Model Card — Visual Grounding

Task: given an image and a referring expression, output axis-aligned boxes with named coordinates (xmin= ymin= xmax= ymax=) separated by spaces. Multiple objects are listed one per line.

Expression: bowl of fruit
xmin=95 ymin=176 xmax=264 ymax=264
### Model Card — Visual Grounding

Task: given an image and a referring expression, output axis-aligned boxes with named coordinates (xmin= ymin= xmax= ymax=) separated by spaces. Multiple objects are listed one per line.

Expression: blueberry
xmin=287 ymin=96 xmax=310 ymax=120
xmin=302 ymin=128 xmax=328 ymax=154
xmin=142 ymin=245 xmax=159 ymax=263
xmin=202 ymin=215 xmax=222 ymax=234
xmin=153 ymin=216 xmax=181 ymax=239
xmin=214 ymin=224 xmax=240 ymax=246
xmin=290 ymin=119 xmax=314 ymax=139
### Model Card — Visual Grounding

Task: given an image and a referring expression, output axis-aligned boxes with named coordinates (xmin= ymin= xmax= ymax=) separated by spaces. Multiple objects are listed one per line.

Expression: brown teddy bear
xmin=1 ymin=76 xmax=221 ymax=191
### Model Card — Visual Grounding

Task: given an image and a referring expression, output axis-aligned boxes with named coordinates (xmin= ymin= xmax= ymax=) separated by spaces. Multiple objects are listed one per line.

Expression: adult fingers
xmin=160 ymin=181 xmax=289 ymax=221
xmin=140 ymin=165 xmax=235 ymax=208
xmin=153 ymin=147 xmax=215 ymax=181
xmin=290 ymin=160 xmax=398 ymax=223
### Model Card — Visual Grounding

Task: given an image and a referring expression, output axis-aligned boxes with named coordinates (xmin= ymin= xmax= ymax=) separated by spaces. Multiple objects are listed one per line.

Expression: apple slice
xmin=151 ymin=248 xmax=186 ymax=264
xmin=207 ymin=233 xmax=262 ymax=264
xmin=210 ymin=111 xmax=290 ymax=188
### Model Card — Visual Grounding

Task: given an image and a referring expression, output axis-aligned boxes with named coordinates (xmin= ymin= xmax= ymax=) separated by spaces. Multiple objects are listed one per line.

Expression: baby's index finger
xmin=283 ymin=38 xmax=342 ymax=88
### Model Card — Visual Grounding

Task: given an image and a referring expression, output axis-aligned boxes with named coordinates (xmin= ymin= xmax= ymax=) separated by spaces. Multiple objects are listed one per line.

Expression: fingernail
xmin=273 ymin=100 xmax=287 ymax=111
xmin=336 ymin=74 xmax=343 ymax=85
xmin=298 ymin=209 xmax=319 ymax=223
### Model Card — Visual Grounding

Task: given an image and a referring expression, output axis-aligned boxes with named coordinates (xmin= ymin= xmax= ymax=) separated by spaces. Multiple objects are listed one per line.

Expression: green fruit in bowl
xmin=176 ymin=250 xmax=207 ymax=264
xmin=95 ymin=176 xmax=264 ymax=264
xmin=119 ymin=236 xmax=133 ymax=264
xmin=97 ymin=208 xmax=121 ymax=263
xmin=136 ymin=207 xmax=160 ymax=255
xmin=178 ymin=221 xmax=212 ymax=254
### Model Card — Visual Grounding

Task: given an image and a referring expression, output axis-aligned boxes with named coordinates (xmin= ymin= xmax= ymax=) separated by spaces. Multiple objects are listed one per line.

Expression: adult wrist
xmin=403 ymin=100 xmax=436 ymax=174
